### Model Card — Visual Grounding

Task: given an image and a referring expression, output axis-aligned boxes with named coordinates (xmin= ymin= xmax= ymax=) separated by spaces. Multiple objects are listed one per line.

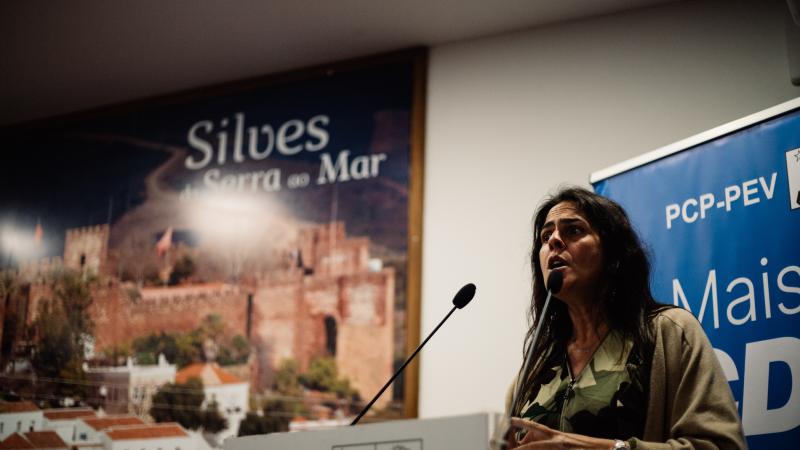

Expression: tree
xmin=0 ymin=271 xmax=19 ymax=300
xmin=174 ymin=333 xmax=201 ymax=367
xmin=237 ymin=412 xmax=274 ymax=436
xmin=29 ymin=271 xmax=95 ymax=401
xmin=192 ymin=314 xmax=250 ymax=365
xmin=217 ymin=334 xmax=250 ymax=366
xmin=195 ymin=314 xmax=225 ymax=341
xmin=237 ymin=398 xmax=306 ymax=436
xmin=132 ymin=332 xmax=181 ymax=366
xmin=299 ymin=356 xmax=358 ymax=399
xmin=168 ymin=255 xmax=196 ymax=286
xmin=150 ymin=379 xmax=204 ymax=429
xmin=201 ymin=401 xmax=228 ymax=433
xmin=30 ymin=298 xmax=89 ymax=400
xmin=54 ymin=271 xmax=94 ymax=337
xmin=274 ymin=359 xmax=301 ymax=395
xmin=0 ymin=272 xmax=22 ymax=368
xmin=100 ymin=342 xmax=131 ymax=365
xmin=129 ymin=315 xmax=249 ymax=368
xmin=150 ymin=378 xmax=227 ymax=432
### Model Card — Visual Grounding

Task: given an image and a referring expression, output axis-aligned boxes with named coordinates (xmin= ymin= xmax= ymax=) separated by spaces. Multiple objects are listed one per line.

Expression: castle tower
xmin=64 ymin=224 xmax=110 ymax=277
xmin=252 ymin=222 xmax=395 ymax=407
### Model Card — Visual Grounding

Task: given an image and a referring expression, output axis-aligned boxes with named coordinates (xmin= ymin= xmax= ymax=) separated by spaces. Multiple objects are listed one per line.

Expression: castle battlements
xmin=17 ymin=256 xmax=65 ymax=282
xmin=138 ymin=282 xmax=240 ymax=303
xmin=65 ymin=224 xmax=110 ymax=239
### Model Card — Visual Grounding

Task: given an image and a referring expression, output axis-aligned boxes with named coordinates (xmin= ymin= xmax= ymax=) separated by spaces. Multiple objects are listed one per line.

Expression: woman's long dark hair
xmin=512 ymin=186 xmax=669 ymax=416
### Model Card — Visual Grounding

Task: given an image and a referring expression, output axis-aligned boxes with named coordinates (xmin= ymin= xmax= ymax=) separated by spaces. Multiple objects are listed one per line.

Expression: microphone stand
xmin=350 ymin=305 xmax=458 ymax=425
xmin=350 ymin=283 xmax=475 ymax=426
xmin=509 ymin=288 xmax=554 ymax=417
xmin=493 ymin=274 xmax=560 ymax=450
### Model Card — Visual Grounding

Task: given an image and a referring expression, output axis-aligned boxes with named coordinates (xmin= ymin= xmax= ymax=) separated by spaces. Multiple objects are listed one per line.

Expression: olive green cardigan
xmin=631 ymin=307 xmax=746 ymax=449
xmin=499 ymin=308 xmax=747 ymax=449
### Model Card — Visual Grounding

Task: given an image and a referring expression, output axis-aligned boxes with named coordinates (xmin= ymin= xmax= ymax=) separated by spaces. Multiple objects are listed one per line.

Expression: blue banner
xmin=593 ymin=105 xmax=800 ymax=448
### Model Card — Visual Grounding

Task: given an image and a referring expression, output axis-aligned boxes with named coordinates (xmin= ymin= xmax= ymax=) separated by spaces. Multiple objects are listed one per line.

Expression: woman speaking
xmin=504 ymin=187 xmax=746 ymax=449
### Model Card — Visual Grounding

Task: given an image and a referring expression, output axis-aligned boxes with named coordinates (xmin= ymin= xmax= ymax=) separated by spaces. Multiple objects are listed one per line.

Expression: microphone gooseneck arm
xmin=350 ymin=283 xmax=476 ymax=426
xmin=509 ymin=288 xmax=554 ymax=418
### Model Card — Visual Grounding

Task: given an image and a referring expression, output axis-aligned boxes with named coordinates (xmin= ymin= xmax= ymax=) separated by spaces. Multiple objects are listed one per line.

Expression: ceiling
xmin=0 ymin=0 xmax=676 ymax=126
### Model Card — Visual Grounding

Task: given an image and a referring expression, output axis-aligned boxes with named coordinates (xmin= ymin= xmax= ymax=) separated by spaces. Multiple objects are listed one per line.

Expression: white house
xmin=98 ymin=423 xmax=193 ymax=450
xmin=42 ymin=408 xmax=97 ymax=445
xmin=85 ymin=355 xmax=176 ymax=416
xmin=175 ymin=363 xmax=248 ymax=445
xmin=0 ymin=402 xmax=43 ymax=440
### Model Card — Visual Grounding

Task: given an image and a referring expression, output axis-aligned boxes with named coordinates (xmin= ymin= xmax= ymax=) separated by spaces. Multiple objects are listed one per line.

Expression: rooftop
xmin=105 ymin=424 xmax=188 ymax=441
xmin=0 ymin=434 xmax=34 ymax=450
xmin=21 ymin=432 xmax=67 ymax=449
xmin=43 ymin=409 xmax=96 ymax=421
xmin=175 ymin=363 xmax=243 ymax=386
xmin=82 ymin=416 xmax=145 ymax=431
xmin=0 ymin=402 xmax=39 ymax=414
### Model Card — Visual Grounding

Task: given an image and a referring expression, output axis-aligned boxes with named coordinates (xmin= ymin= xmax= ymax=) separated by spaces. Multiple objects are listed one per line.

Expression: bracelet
xmin=612 ymin=439 xmax=631 ymax=449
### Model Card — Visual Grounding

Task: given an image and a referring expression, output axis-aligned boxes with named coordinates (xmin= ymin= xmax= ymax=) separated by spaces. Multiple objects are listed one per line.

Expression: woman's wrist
xmin=559 ymin=432 xmax=616 ymax=449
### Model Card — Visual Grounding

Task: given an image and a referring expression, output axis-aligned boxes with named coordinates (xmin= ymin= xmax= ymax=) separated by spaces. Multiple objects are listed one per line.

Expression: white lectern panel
xmin=225 ymin=413 xmax=498 ymax=450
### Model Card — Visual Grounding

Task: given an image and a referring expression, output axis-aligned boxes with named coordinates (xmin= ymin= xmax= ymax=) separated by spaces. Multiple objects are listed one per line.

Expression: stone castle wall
xmin=18 ymin=256 xmax=64 ymax=283
xmin=90 ymin=283 xmax=249 ymax=351
xmin=336 ymin=270 xmax=395 ymax=408
xmin=252 ymin=266 xmax=395 ymax=406
xmin=13 ymin=221 xmax=396 ymax=408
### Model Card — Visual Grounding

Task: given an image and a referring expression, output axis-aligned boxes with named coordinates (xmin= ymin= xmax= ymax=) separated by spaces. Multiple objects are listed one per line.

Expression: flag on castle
xmin=155 ymin=227 xmax=173 ymax=257
xmin=34 ymin=221 xmax=43 ymax=246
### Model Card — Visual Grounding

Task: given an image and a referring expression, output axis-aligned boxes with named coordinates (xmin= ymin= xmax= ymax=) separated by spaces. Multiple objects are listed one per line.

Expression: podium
xmin=224 ymin=412 xmax=500 ymax=450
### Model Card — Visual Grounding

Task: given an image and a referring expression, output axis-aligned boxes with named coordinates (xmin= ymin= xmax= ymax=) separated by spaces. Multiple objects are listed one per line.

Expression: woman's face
xmin=538 ymin=201 xmax=604 ymax=305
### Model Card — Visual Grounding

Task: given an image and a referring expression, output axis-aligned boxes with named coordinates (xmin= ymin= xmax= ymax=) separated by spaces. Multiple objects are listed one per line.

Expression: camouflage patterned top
xmin=519 ymin=331 xmax=648 ymax=440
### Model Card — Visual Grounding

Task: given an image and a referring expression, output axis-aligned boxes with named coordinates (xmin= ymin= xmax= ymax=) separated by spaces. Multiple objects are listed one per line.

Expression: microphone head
xmin=452 ymin=283 xmax=476 ymax=309
xmin=546 ymin=271 xmax=563 ymax=294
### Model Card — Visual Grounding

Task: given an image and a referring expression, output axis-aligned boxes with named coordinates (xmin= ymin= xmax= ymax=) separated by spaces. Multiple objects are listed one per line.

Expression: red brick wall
xmin=90 ymin=283 xmax=248 ymax=351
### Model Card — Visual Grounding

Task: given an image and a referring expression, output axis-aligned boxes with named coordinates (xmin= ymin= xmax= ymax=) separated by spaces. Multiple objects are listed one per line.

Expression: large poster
xmin=0 ymin=51 xmax=424 ymax=446
xmin=592 ymin=99 xmax=800 ymax=448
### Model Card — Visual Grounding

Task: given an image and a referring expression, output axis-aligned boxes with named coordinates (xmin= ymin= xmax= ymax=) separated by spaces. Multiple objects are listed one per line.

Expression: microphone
xmin=494 ymin=271 xmax=563 ymax=449
xmin=452 ymin=283 xmax=476 ymax=308
xmin=545 ymin=271 xmax=563 ymax=296
xmin=350 ymin=283 xmax=477 ymax=425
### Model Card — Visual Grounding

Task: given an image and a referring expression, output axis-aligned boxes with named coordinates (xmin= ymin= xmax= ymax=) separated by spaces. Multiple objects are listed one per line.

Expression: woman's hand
xmin=509 ymin=417 xmax=617 ymax=449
